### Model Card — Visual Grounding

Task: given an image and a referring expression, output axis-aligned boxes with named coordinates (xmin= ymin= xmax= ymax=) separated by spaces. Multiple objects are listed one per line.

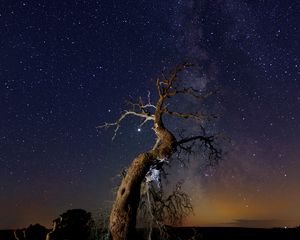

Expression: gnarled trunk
xmin=109 ymin=152 xmax=154 ymax=240
xmin=109 ymin=125 xmax=176 ymax=240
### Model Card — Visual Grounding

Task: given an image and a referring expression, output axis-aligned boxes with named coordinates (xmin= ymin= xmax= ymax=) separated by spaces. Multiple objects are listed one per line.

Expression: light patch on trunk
xmin=145 ymin=167 xmax=161 ymax=189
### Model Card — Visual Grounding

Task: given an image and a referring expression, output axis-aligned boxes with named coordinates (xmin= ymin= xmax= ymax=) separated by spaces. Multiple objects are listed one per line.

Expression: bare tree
xmin=98 ymin=64 xmax=221 ymax=240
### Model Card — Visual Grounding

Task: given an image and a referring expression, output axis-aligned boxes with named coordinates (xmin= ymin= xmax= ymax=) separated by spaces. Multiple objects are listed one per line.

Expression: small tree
xmin=99 ymin=64 xmax=221 ymax=240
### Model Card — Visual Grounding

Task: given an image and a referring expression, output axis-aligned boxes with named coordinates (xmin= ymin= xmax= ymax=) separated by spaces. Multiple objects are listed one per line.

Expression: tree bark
xmin=109 ymin=152 xmax=154 ymax=240
xmin=109 ymin=125 xmax=176 ymax=240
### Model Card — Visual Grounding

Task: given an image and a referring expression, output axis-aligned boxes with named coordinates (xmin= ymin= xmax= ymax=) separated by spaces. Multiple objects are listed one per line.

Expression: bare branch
xmin=145 ymin=90 xmax=156 ymax=109
xmin=146 ymin=91 xmax=156 ymax=107
xmin=150 ymin=180 xmax=193 ymax=225
xmin=156 ymin=77 xmax=161 ymax=95
xmin=139 ymin=116 xmax=153 ymax=127
xmin=164 ymin=109 xmax=208 ymax=121
xmin=169 ymin=88 xmax=218 ymax=100
xmin=176 ymin=135 xmax=212 ymax=146
xmin=126 ymin=91 xmax=156 ymax=116
xmin=97 ymin=110 xmax=154 ymax=140
xmin=176 ymin=134 xmax=222 ymax=164
xmin=127 ymin=99 xmax=156 ymax=112
xmin=157 ymin=63 xmax=193 ymax=98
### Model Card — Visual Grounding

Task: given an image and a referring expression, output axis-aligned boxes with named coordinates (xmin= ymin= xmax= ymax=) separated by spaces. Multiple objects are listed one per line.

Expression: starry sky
xmin=0 ymin=0 xmax=299 ymax=229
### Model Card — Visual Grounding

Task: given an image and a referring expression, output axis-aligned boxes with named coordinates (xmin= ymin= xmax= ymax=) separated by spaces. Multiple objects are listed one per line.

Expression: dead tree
xmin=98 ymin=64 xmax=221 ymax=240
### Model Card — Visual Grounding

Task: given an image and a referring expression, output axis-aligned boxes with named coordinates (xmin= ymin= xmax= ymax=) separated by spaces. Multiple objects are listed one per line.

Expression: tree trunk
xmin=104 ymin=64 xmax=217 ymax=240
xmin=109 ymin=152 xmax=155 ymax=240
xmin=109 ymin=128 xmax=175 ymax=240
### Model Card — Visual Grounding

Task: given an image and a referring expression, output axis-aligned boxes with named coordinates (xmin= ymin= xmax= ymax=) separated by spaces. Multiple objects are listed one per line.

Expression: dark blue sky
xmin=0 ymin=0 xmax=299 ymax=228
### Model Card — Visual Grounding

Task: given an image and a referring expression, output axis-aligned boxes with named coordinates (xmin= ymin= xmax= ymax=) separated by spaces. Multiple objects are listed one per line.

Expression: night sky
xmin=1 ymin=0 xmax=299 ymax=229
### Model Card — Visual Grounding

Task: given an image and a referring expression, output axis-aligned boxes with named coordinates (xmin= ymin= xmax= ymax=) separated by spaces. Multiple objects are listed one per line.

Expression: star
xmin=0 ymin=0 xmax=299 ymax=230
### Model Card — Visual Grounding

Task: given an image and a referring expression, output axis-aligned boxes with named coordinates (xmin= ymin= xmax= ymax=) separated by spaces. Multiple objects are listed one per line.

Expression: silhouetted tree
xmin=99 ymin=64 xmax=221 ymax=240
xmin=46 ymin=209 xmax=94 ymax=240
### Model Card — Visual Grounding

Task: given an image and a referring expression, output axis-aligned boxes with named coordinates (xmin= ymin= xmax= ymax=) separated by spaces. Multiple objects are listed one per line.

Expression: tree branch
xmin=169 ymin=88 xmax=218 ymax=100
xmin=164 ymin=110 xmax=208 ymax=121
xmin=97 ymin=110 xmax=154 ymax=140
xmin=176 ymin=134 xmax=222 ymax=163
xmin=158 ymin=63 xmax=193 ymax=98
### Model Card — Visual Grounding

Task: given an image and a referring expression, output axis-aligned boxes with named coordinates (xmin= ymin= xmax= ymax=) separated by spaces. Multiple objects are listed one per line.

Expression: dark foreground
xmin=1 ymin=226 xmax=300 ymax=240
xmin=145 ymin=226 xmax=300 ymax=240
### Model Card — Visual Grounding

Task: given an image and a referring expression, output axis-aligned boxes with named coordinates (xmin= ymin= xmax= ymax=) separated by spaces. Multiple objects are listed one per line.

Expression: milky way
xmin=0 ymin=0 xmax=299 ymax=228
